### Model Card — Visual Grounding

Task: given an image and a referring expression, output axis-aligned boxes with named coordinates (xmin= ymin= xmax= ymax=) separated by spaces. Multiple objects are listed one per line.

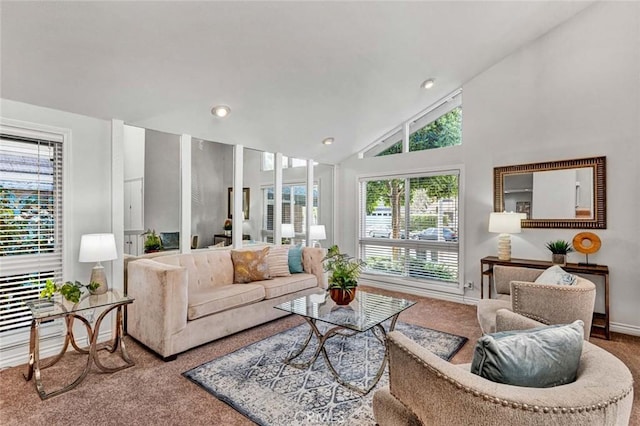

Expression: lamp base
xmin=89 ymin=265 xmax=108 ymax=295
xmin=497 ymin=233 xmax=512 ymax=261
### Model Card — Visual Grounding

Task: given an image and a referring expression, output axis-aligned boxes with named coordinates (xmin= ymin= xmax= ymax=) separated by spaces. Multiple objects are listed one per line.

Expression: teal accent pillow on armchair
xmin=471 ymin=320 xmax=584 ymax=388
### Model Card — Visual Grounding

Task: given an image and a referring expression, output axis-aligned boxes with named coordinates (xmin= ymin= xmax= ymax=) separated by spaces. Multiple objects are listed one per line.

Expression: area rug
xmin=183 ymin=319 xmax=467 ymax=425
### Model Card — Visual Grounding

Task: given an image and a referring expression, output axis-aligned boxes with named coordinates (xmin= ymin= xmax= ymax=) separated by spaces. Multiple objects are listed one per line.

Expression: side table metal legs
xmin=24 ymin=304 xmax=134 ymax=400
xmin=285 ymin=313 xmax=400 ymax=395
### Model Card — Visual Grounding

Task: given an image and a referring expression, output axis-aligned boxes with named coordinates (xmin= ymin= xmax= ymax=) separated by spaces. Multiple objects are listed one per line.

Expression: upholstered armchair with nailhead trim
xmin=476 ymin=265 xmax=596 ymax=340
xmin=373 ymin=310 xmax=633 ymax=426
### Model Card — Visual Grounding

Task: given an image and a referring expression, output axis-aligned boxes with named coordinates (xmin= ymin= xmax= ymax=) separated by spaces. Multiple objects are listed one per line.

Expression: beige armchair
xmin=477 ymin=265 xmax=596 ymax=340
xmin=373 ymin=310 xmax=633 ymax=426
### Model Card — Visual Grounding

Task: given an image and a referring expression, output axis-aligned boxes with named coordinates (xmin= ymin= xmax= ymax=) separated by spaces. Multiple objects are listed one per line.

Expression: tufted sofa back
xmin=154 ymin=250 xmax=235 ymax=295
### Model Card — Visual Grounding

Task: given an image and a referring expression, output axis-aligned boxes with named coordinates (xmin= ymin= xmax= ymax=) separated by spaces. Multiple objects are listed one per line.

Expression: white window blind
xmin=0 ymin=135 xmax=63 ymax=333
xmin=262 ymin=184 xmax=318 ymax=243
xmin=359 ymin=171 xmax=460 ymax=287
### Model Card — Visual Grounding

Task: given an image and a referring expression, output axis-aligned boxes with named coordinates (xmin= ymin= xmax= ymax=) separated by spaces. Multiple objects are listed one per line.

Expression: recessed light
xmin=420 ymin=79 xmax=435 ymax=89
xmin=211 ymin=105 xmax=231 ymax=118
xmin=322 ymin=137 xmax=334 ymax=145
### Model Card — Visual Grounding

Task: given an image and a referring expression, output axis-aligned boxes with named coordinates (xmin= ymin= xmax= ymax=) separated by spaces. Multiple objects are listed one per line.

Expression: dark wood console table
xmin=480 ymin=256 xmax=610 ymax=339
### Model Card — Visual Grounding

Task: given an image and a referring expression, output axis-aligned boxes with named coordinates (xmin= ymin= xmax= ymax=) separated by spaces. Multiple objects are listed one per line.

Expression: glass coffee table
xmin=275 ymin=290 xmax=415 ymax=395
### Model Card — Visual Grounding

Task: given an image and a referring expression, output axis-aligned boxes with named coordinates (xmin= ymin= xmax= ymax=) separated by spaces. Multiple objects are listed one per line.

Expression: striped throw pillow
xmin=268 ymin=246 xmax=291 ymax=277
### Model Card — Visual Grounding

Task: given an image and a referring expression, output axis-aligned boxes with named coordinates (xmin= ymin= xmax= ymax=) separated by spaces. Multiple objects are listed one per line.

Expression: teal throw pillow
xmin=534 ymin=265 xmax=577 ymax=285
xmin=470 ymin=320 xmax=584 ymax=388
xmin=288 ymin=244 xmax=304 ymax=274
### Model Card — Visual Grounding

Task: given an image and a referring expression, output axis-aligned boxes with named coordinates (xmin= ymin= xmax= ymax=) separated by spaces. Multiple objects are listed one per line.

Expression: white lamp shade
xmin=309 ymin=225 xmax=326 ymax=240
xmin=488 ymin=212 xmax=525 ymax=234
xmin=281 ymin=223 xmax=295 ymax=238
xmin=78 ymin=233 xmax=117 ymax=262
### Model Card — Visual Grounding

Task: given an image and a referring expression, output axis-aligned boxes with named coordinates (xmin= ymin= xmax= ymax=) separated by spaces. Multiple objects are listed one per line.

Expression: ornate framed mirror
xmin=493 ymin=156 xmax=606 ymax=229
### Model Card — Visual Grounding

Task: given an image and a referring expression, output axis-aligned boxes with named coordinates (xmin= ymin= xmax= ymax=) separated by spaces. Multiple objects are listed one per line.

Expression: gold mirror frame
xmin=493 ymin=156 xmax=606 ymax=229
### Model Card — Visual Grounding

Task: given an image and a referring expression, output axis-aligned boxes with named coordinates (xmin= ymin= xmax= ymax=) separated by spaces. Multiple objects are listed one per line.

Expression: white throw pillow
xmin=268 ymin=246 xmax=291 ymax=277
xmin=534 ymin=265 xmax=576 ymax=286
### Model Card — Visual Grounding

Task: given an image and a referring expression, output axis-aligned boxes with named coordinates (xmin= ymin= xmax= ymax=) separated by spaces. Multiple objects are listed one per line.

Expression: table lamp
xmin=281 ymin=223 xmax=295 ymax=244
xmin=488 ymin=212 xmax=524 ymax=261
xmin=309 ymin=225 xmax=326 ymax=248
xmin=79 ymin=233 xmax=118 ymax=295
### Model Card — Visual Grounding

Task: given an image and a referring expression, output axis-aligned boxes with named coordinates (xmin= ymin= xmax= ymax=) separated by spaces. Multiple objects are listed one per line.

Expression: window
xmin=361 ymin=89 xmax=462 ymax=158
xmin=262 ymin=183 xmax=318 ymax=243
xmin=261 ymin=153 xmax=309 ymax=171
xmin=0 ymin=135 xmax=63 ymax=333
xmin=359 ymin=170 xmax=460 ymax=288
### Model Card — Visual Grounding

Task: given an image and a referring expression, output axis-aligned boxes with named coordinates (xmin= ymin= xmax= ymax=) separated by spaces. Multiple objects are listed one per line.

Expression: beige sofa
xmin=126 ymin=246 xmax=325 ymax=360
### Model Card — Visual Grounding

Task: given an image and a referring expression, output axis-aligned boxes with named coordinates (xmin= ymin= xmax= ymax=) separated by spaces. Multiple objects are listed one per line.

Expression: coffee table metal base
xmin=284 ymin=313 xmax=400 ymax=395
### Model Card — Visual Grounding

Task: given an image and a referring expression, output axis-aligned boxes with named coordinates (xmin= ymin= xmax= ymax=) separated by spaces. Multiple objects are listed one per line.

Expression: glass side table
xmin=24 ymin=290 xmax=134 ymax=400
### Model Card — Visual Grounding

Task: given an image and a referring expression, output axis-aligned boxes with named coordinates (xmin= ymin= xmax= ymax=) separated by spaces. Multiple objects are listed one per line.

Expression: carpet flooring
xmin=1 ymin=286 xmax=639 ymax=426
xmin=183 ymin=320 xmax=467 ymax=425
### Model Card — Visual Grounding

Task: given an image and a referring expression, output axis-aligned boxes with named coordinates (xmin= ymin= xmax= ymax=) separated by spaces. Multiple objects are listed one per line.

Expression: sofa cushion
xmin=187 ymin=284 xmax=266 ymax=320
xmin=268 ymin=246 xmax=291 ymax=277
xmin=259 ymin=273 xmax=318 ymax=299
xmin=231 ymin=247 xmax=271 ymax=283
xmin=288 ymin=244 xmax=304 ymax=273
xmin=471 ymin=320 xmax=584 ymax=388
xmin=534 ymin=265 xmax=577 ymax=286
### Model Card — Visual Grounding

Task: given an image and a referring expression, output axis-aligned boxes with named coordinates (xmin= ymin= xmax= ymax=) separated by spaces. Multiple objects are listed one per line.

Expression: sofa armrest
xmin=302 ymin=247 xmax=327 ymax=289
xmin=127 ymin=259 xmax=188 ymax=357
xmin=510 ymin=277 xmax=595 ymax=339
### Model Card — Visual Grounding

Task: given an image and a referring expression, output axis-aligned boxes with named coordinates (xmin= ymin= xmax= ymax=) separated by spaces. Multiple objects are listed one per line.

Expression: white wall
xmin=338 ymin=2 xmax=640 ymax=333
xmin=191 ymin=139 xmax=231 ymax=247
xmin=144 ymin=129 xmax=180 ymax=236
xmin=0 ymin=98 xmax=114 ymax=366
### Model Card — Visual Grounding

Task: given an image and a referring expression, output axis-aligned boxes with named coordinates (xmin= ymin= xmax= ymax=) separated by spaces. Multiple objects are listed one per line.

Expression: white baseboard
xmin=0 ymin=326 xmax=114 ymax=369
xmin=361 ymin=280 xmax=640 ymax=337
xmin=610 ymin=322 xmax=640 ymax=337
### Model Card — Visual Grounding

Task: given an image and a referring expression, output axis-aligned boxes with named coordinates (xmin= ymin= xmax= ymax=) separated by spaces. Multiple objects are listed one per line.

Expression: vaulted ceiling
xmin=0 ymin=1 xmax=594 ymax=164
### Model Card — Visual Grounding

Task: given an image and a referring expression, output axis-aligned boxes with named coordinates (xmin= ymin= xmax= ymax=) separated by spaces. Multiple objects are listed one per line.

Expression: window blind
xmin=0 ymin=135 xmax=63 ymax=333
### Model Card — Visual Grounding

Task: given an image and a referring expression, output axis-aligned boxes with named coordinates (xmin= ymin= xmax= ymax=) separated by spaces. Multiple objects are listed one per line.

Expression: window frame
xmin=261 ymin=181 xmax=319 ymax=243
xmin=356 ymin=165 xmax=465 ymax=294
xmin=0 ymin=118 xmax=71 ymax=363
xmin=360 ymin=89 xmax=462 ymax=158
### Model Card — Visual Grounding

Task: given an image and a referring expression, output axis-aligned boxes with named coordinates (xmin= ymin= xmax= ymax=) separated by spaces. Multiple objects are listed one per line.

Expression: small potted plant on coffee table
xmin=323 ymin=245 xmax=366 ymax=305
xmin=545 ymin=240 xmax=574 ymax=266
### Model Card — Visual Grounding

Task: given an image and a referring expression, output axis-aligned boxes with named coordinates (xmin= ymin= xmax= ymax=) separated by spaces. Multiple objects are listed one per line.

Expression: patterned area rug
xmin=183 ymin=319 xmax=467 ymax=425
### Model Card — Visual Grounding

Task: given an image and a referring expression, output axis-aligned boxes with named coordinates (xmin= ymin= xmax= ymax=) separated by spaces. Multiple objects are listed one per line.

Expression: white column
xmin=180 ymin=134 xmax=192 ymax=253
xmin=306 ymin=159 xmax=314 ymax=247
xmin=111 ymin=119 xmax=125 ymax=292
xmin=233 ymin=145 xmax=244 ymax=248
xmin=274 ymin=153 xmax=283 ymax=245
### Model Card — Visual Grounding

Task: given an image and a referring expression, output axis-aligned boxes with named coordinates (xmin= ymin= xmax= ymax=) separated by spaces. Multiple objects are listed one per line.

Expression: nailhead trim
xmin=393 ymin=338 xmax=633 ymax=415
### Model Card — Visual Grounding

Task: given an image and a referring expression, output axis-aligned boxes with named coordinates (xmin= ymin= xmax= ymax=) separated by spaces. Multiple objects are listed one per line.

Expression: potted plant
xmin=545 ymin=240 xmax=574 ymax=266
xmin=323 ymin=245 xmax=366 ymax=305
xmin=40 ymin=279 xmax=99 ymax=303
xmin=143 ymin=229 xmax=162 ymax=253
xmin=223 ymin=219 xmax=232 ymax=237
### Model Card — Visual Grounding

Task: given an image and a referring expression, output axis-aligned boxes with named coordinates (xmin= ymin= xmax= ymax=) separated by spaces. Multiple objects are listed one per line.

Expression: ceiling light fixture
xmin=421 ymin=79 xmax=435 ymax=89
xmin=322 ymin=137 xmax=334 ymax=145
xmin=211 ymin=105 xmax=231 ymax=118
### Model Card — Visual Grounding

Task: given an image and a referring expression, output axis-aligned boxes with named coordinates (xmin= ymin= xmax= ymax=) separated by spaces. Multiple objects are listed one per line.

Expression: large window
xmin=0 ymin=135 xmax=63 ymax=333
xmin=261 ymin=153 xmax=309 ymax=171
xmin=359 ymin=170 xmax=460 ymax=288
xmin=262 ymin=183 xmax=318 ymax=243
